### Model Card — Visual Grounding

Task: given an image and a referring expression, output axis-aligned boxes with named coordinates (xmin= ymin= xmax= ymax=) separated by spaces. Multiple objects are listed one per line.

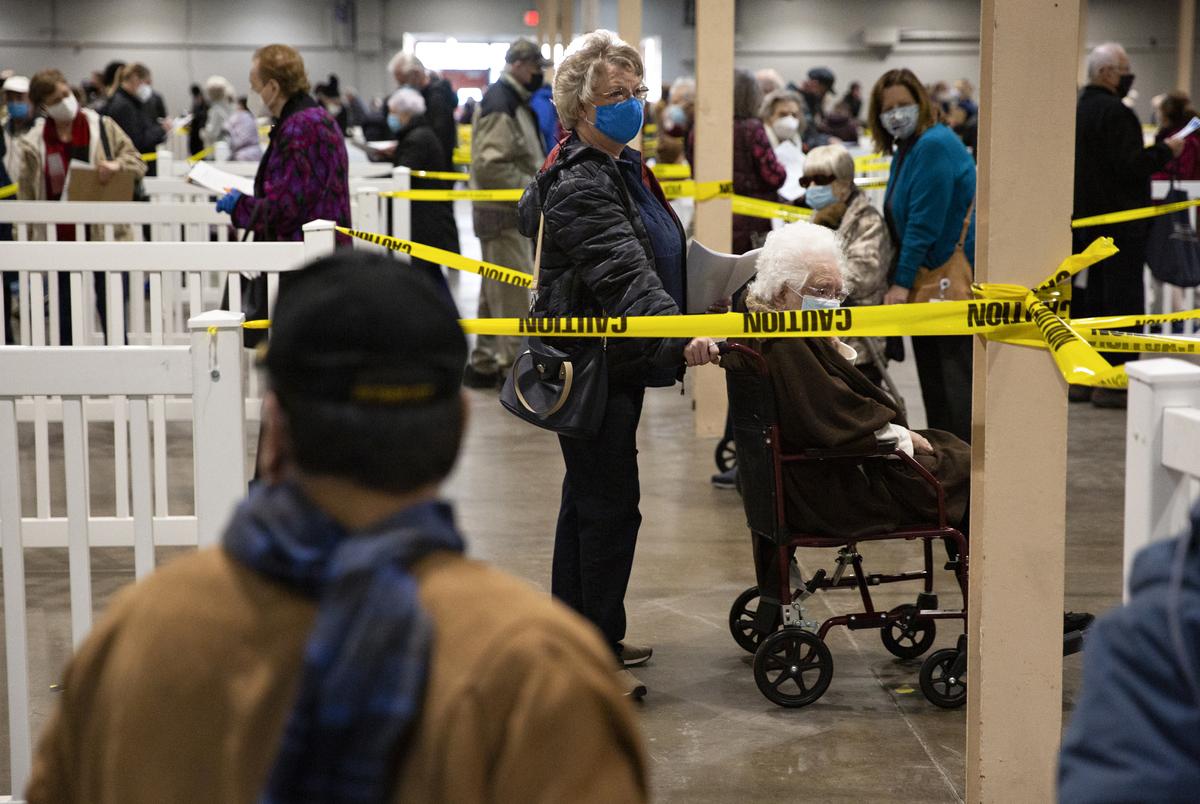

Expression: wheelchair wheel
xmin=729 ymin=586 xmax=772 ymax=654
xmin=753 ymin=628 xmax=833 ymax=708
xmin=714 ymin=437 xmax=736 ymax=472
xmin=880 ymin=605 xmax=937 ymax=660
xmin=919 ymin=647 xmax=967 ymax=709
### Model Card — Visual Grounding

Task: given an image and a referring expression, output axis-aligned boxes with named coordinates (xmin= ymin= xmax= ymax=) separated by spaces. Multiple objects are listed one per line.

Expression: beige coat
xmin=16 ymin=109 xmax=147 ymax=241
xmin=813 ymin=189 xmax=894 ymax=365
xmin=469 ymin=71 xmax=545 ymax=234
xmin=27 ymin=547 xmax=648 ymax=804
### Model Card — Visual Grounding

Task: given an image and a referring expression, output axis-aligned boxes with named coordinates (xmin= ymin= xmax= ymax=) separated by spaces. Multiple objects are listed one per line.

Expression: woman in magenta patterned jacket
xmin=216 ymin=44 xmax=351 ymax=247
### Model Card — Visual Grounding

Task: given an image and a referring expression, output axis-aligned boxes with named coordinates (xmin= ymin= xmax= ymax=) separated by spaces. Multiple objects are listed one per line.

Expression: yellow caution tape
xmin=337 ymin=227 xmax=532 ymax=289
xmin=732 ymin=195 xmax=812 ymax=222
xmin=658 ymin=179 xmax=734 ymax=200
xmin=263 ymin=229 xmax=1200 ymax=387
xmin=411 ymin=170 xmax=469 ymax=181
xmin=0 ymin=182 xmax=17 ymax=199
xmin=652 ymin=163 xmax=692 ymax=179
xmin=854 ymin=153 xmax=887 ymax=170
xmin=141 ymin=152 xmax=157 ymax=162
xmin=381 ymin=188 xmax=523 ymax=202
xmin=1071 ymin=197 xmax=1200 ymax=228
xmin=453 ymin=148 xmax=472 ymax=165
xmin=188 ymin=146 xmax=214 ymax=164
xmin=854 ymin=178 xmax=889 ymax=190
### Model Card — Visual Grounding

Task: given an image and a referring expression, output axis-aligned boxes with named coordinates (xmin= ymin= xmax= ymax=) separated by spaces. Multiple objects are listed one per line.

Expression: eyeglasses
xmin=597 ymin=85 xmax=650 ymax=103
xmin=800 ymin=283 xmax=849 ymax=302
xmin=798 ymin=174 xmax=837 ymax=188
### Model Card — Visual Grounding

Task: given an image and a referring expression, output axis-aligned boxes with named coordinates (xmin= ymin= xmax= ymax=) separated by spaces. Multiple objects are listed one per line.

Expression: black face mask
xmin=523 ymin=71 xmax=544 ymax=92
xmin=1117 ymin=72 xmax=1135 ymax=98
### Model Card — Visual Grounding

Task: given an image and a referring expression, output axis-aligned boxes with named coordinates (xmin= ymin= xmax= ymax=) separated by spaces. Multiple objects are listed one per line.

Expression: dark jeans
xmin=912 ymin=335 xmax=973 ymax=443
xmin=1071 ymin=230 xmax=1147 ymax=366
xmin=553 ymin=385 xmax=645 ymax=655
xmin=411 ymin=257 xmax=456 ymax=310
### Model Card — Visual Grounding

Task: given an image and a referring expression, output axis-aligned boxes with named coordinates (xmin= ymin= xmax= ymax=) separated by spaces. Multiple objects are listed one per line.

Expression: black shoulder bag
xmin=1146 ymin=177 xmax=1200 ymax=288
xmin=500 ymin=209 xmax=609 ymax=439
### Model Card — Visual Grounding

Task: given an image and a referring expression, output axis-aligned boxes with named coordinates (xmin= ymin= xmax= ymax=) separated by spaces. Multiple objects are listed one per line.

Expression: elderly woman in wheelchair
xmin=718 ymin=222 xmax=1089 ymax=709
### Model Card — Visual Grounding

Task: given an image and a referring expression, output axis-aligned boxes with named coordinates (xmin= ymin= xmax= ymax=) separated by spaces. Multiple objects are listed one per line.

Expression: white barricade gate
xmin=1124 ymin=358 xmax=1200 ymax=597
xmin=2 ymin=201 xmax=242 ymax=347
xmin=154 ymin=147 xmax=398 ymax=180
xmin=0 ymin=217 xmax=335 ymax=348
xmin=1144 ymin=179 xmax=1200 ymax=336
xmin=0 ymin=310 xmax=248 ymax=797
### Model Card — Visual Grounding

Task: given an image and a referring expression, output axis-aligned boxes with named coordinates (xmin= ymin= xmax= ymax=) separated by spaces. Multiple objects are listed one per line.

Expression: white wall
xmin=0 ymin=0 xmax=1195 ymax=120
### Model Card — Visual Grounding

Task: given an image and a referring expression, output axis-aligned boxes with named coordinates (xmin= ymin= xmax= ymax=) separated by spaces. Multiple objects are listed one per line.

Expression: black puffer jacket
xmin=518 ymin=135 xmax=687 ymax=386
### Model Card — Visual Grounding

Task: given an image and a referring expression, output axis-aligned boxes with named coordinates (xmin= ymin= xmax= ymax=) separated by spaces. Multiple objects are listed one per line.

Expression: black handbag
xmin=1146 ymin=182 xmax=1200 ymax=288
xmin=500 ymin=212 xmax=609 ymax=439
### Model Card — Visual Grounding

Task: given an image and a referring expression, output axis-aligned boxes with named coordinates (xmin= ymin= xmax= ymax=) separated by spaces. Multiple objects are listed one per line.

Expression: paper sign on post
xmin=187 ymin=161 xmax=255 ymax=196
xmin=686 ymin=241 xmax=762 ymax=314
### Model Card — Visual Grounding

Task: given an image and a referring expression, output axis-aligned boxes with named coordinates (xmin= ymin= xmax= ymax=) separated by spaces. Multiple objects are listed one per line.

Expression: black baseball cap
xmin=264 ymin=252 xmax=466 ymax=408
xmin=808 ymin=67 xmax=836 ymax=91
xmin=506 ymin=38 xmax=552 ymax=68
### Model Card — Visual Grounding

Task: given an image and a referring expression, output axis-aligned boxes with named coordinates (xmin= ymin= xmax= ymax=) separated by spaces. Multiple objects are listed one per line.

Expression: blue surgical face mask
xmin=801 ymin=294 xmax=841 ymax=311
xmin=387 ymin=114 xmax=402 ymax=133
xmin=804 ymin=183 xmax=837 ymax=210
xmin=881 ymin=103 xmax=919 ymax=141
xmin=592 ymin=96 xmax=644 ymax=145
xmin=6 ymin=101 xmax=29 ymax=120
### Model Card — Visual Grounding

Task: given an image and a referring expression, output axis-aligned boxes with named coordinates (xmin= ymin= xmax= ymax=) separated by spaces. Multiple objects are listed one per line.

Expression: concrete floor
xmin=1 ymin=204 xmax=1132 ymax=799
xmin=4 ymin=352 xmax=1128 ymax=802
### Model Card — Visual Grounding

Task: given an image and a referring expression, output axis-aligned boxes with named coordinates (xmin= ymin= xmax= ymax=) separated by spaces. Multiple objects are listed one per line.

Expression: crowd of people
xmin=2 ymin=27 xmax=1200 ymax=802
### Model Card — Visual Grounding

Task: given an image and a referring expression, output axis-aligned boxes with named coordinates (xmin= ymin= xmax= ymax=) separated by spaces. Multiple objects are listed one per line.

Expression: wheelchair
xmin=720 ymin=342 xmax=969 ymax=709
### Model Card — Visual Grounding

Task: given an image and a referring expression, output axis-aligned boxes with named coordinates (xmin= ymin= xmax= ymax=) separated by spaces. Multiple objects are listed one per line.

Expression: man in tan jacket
xmin=464 ymin=38 xmax=549 ymax=389
xmin=27 ymin=251 xmax=647 ymax=803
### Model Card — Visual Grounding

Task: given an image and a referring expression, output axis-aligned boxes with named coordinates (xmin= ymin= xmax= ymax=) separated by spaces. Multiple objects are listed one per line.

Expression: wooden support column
xmin=581 ymin=0 xmax=600 ymax=32
xmin=1077 ymin=0 xmax=1089 ymax=87
xmin=536 ymin=0 xmax=551 ymax=48
xmin=559 ymin=0 xmax=574 ymax=49
xmin=691 ymin=0 xmax=733 ymax=437
xmin=967 ymin=0 xmax=1079 ymax=800
xmin=618 ymin=0 xmax=642 ymax=47
xmin=1179 ymin=0 xmax=1196 ymax=94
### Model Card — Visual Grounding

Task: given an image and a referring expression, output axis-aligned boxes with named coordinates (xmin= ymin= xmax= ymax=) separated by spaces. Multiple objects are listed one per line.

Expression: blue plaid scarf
xmin=223 ymin=481 xmax=465 ymax=803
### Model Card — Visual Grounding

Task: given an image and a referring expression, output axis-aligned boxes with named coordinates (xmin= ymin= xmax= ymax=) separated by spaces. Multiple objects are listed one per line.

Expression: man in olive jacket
xmin=1072 ymin=42 xmax=1182 ymax=404
xmin=465 ymin=38 xmax=550 ymax=388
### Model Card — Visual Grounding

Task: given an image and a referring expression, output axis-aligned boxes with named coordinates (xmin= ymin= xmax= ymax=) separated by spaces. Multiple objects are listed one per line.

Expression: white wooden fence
xmin=1124 ymin=357 xmax=1200 ymax=597
xmin=0 ymin=216 xmax=335 ymax=347
xmin=0 ymin=309 xmax=248 ymax=798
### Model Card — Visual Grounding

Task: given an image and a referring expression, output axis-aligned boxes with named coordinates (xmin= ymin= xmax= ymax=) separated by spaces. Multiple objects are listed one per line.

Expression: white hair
xmin=555 ymin=29 xmax=643 ymax=130
xmin=388 ymin=51 xmax=424 ymax=79
xmin=755 ymin=68 xmax=785 ymax=96
xmin=668 ymin=76 xmax=696 ymax=104
xmin=746 ymin=221 xmax=847 ymax=309
xmin=204 ymin=75 xmax=234 ymax=103
xmin=1087 ymin=42 xmax=1126 ymax=83
xmin=804 ymin=144 xmax=855 ymax=182
xmin=387 ymin=87 xmax=426 ymax=117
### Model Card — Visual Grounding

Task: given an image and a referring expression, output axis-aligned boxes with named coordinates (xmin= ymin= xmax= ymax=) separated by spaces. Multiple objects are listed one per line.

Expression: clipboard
xmin=62 ymin=163 xmax=136 ymax=202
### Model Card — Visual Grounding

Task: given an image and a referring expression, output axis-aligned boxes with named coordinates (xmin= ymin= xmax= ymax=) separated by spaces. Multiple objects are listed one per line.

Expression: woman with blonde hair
xmin=516 ymin=29 xmax=718 ymax=699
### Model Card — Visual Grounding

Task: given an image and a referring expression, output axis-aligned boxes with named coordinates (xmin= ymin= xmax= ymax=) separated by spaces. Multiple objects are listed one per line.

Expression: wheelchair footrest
xmin=844 ymin=612 xmax=890 ymax=630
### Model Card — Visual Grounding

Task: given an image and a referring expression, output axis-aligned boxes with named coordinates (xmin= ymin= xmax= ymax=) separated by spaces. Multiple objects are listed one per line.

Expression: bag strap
xmin=98 ymin=117 xmax=113 ymax=161
xmin=527 ymin=211 xmax=545 ymax=314
xmin=955 ymin=197 xmax=975 ymax=250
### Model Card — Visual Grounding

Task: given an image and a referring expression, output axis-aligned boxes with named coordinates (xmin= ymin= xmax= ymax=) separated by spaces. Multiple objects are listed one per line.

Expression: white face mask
xmin=801 ymin=294 xmax=841 ymax=311
xmin=135 ymin=83 xmax=154 ymax=103
xmin=881 ymin=103 xmax=920 ymax=141
xmin=247 ymin=82 xmax=273 ymax=118
xmin=772 ymin=114 xmax=800 ymax=141
xmin=46 ymin=93 xmax=79 ymax=123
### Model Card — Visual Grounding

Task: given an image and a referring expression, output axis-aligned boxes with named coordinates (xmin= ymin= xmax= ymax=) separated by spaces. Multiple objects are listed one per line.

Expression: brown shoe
xmin=1091 ymin=388 xmax=1127 ymax=409
xmin=617 ymin=668 xmax=647 ymax=700
xmin=1067 ymin=384 xmax=1093 ymax=403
